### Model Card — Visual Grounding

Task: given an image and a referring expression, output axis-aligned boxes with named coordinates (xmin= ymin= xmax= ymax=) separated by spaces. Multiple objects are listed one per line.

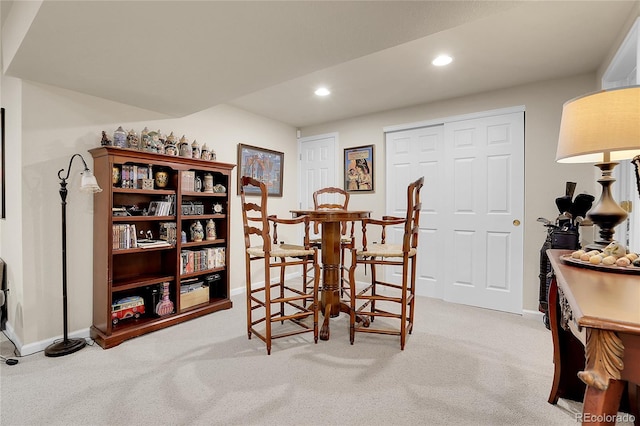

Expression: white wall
xmin=300 ymin=73 xmax=599 ymax=312
xmin=11 ymin=81 xmax=297 ymax=352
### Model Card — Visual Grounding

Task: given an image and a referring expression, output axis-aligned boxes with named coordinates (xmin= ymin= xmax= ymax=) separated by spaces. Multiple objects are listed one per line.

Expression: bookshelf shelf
xmin=89 ymin=147 xmax=235 ymax=349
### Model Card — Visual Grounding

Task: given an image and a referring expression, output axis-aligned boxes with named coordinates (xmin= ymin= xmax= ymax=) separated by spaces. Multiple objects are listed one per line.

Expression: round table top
xmin=290 ymin=209 xmax=370 ymax=222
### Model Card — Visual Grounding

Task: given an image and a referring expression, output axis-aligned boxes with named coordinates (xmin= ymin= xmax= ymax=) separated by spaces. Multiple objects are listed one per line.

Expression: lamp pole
xmin=45 ymin=154 xmax=97 ymax=357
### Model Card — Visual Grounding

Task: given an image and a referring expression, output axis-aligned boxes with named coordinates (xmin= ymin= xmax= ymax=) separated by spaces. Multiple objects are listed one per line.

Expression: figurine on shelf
xmin=155 ymin=282 xmax=174 ymax=316
xmin=190 ymin=220 xmax=204 ymax=242
xmin=191 ymin=140 xmax=201 ymax=159
xmin=211 ymin=148 xmax=217 ymax=161
xmin=126 ymin=129 xmax=139 ymax=150
xmin=179 ymin=135 xmax=191 ymax=158
xmin=113 ymin=126 xmax=127 ymax=148
xmin=100 ymin=130 xmax=112 ymax=146
xmin=206 ymin=219 xmax=217 ymax=240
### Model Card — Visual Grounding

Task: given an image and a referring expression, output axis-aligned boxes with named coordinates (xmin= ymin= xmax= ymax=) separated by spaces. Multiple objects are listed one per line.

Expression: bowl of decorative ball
xmin=561 ymin=241 xmax=640 ymax=274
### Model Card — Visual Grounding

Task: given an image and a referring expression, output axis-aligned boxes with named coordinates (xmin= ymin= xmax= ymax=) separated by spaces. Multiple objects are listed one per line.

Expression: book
xmin=137 ymin=239 xmax=171 ymax=249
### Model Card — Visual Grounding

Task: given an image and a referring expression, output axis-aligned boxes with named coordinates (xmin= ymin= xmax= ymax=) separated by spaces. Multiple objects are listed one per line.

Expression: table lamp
xmin=556 ymin=86 xmax=640 ymax=249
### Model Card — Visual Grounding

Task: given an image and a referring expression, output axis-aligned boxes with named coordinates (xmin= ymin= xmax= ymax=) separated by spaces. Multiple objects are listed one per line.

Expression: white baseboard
xmin=4 ymin=321 xmax=92 ymax=357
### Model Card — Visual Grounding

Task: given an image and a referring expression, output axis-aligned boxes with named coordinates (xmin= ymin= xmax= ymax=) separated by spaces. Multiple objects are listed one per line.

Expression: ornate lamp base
xmin=44 ymin=337 xmax=86 ymax=357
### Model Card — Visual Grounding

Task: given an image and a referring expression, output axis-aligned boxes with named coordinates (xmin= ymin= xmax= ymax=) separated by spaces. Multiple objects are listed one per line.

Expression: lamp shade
xmin=80 ymin=170 xmax=102 ymax=193
xmin=556 ymin=86 xmax=640 ymax=163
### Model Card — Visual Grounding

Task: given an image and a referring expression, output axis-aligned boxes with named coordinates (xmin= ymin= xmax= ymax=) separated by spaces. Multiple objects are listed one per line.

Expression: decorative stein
xmin=165 ymin=132 xmax=178 ymax=156
xmin=191 ymin=140 xmax=201 ymax=159
xmin=126 ymin=129 xmax=139 ymax=150
xmin=147 ymin=130 xmax=159 ymax=153
xmin=140 ymin=127 xmax=151 ymax=151
xmin=155 ymin=170 xmax=169 ymax=188
xmin=206 ymin=219 xmax=217 ymax=241
xmin=194 ymin=176 xmax=203 ymax=192
xmin=156 ymin=130 xmax=166 ymax=155
xmin=200 ymin=143 xmax=211 ymax=161
xmin=211 ymin=149 xmax=217 ymax=161
xmin=113 ymin=126 xmax=127 ymax=148
xmin=181 ymin=230 xmax=187 ymax=243
xmin=204 ymin=173 xmax=214 ymax=193
xmin=178 ymin=135 xmax=191 ymax=158
xmin=190 ymin=220 xmax=204 ymax=242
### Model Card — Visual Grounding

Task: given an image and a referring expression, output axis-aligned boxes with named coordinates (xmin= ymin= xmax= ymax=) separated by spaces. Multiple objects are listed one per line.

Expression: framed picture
xmin=237 ymin=143 xmax=284 ymax=197
xmin=1 ymin=107 xmax=4 ymax=218
xmin=344 ymin=144 xmax=374 ymax=193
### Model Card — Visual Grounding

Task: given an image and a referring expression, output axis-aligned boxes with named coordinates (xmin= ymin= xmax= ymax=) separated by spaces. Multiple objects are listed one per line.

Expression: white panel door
xmin=385 ymin=125 xmax=445 ymax=298
xmin=298 ymin=133 xmax=338 ymax=239
xmin=385 ymin=110 xmax=524 ymax=314
xmin=443 ymin=112 xmax=524 ymax=313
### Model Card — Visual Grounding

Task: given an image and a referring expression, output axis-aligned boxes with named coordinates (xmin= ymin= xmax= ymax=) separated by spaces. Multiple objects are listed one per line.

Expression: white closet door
xmin=385 ymin=109 xmax=524 ymax=314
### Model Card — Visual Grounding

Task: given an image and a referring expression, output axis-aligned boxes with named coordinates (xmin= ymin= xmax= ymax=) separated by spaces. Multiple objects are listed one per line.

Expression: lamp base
xmin=44 ymin=338 xmax=86 ymax=357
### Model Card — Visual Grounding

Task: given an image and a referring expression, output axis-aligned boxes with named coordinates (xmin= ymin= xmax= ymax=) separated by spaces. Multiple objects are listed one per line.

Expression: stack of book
xmin=136 ymin=239 xmax=172 ymax=249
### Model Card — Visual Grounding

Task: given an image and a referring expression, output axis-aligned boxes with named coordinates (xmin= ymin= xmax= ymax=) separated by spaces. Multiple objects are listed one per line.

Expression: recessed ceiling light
xmin=314 ymin=87 xmax=331 ymax=96
xmin=432 ymin=55 xmax=453 ymax=66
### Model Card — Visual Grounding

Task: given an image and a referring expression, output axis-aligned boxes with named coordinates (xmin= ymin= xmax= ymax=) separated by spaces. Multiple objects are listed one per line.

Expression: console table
xmin=547 ymin=249 xmax=639 ymax=425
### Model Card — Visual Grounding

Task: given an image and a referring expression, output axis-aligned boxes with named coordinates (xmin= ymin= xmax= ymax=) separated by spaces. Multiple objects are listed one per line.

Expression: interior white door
xmin=443 ymin=112 xmax=524 ymax=314
xmin=298 ymin=133 xmax=338 ymax=238
xmin=385 ymin=125 xmax=445 ymax=299
xmin=385 ymin=109 xmax=524 ymax=314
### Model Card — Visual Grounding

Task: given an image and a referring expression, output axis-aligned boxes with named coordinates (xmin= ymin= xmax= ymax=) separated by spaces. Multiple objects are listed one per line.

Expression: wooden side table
xmin=547 ymin=249 xmax=640 ymax=425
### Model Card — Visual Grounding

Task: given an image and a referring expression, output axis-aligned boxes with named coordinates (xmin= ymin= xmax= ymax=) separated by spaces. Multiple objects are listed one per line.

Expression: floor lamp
xmin=556 ymin=86 xmax=640 ymax=250
xmin=44 ymin=153 xmax=102 ymax=357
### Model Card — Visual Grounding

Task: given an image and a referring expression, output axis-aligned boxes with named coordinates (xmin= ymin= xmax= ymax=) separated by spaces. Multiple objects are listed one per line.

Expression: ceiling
xmin=2 ymin=1 xmax=638 ymax=128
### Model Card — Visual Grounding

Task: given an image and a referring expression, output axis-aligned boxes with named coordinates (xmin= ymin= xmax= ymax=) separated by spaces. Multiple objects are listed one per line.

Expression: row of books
xmin=113 ymin=224 xmax=138 ymax=249
xmin=113 ymin=223 xmax=173 ymax=250
xmin=148 ymin=200 xmax=173 ymax=216
xmin=118 ymin=164 xmax=153 ymax=189
xmin=180 ymin=248 xmax=225 ymax=274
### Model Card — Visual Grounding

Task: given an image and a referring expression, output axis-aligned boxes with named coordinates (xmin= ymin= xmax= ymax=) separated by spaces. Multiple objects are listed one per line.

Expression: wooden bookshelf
xmin=89 ymin=147 xmax=234 ymax=348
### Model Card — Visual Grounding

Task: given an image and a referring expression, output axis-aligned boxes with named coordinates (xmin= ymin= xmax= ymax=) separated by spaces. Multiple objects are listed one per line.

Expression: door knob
xmin=513 ymin=219 xmax=521 ymax=226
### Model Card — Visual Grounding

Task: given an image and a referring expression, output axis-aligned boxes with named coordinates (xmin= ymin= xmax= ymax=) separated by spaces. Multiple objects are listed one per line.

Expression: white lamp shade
xmin=556 ymin=86 xmax=640 ymax=163
xmin=80 ymin=170 xmax=102 ymax=193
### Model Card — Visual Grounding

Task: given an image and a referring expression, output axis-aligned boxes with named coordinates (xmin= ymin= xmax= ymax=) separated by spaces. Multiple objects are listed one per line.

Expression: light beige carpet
xmin=0 ymin=294 xmax=632 ymax=425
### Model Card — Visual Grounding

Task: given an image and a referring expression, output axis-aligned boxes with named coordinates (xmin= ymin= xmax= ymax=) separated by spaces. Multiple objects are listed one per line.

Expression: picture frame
xmin=237 ymin=143 xmax=284 ymax=197
xmin=344 ymin=144 xmax=374 ymax=193
xmin=1 ymin=107 xmax=4 ymax=218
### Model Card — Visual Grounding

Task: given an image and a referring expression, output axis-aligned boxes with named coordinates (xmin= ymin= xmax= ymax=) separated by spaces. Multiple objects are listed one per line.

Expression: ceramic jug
xmin=190 ymin=221 xmax=204 ymax=242
xmin=204 ymin=174 xmax=214 ymax=193
xmin=206 ymin=219 xmax=217 ymax=241
xmin=178 ymin=135 xmax=191 ymax=158
xmin=191 ymin=140 xmax=201 ymax=159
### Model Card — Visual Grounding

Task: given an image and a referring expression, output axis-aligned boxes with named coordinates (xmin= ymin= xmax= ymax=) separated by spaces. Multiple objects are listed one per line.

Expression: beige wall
xmin=301 ymin=73 xmax=600 ymax=312
xmin=10 ymin=81 xmax=298 ymax=352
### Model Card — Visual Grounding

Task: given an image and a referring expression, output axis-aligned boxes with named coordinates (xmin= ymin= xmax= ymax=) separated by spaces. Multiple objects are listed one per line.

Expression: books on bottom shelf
xmin=180 ymin=247 xmax=225 ymax=274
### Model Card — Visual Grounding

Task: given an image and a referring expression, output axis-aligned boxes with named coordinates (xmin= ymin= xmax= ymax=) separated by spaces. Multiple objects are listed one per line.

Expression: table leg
xmin=319 ymin=222 xmax=341 ymax=340
xmin=581 ymin=379 xmax=625 ymax=425
xmin=548 ymin=276 xmax=586 ymax=404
